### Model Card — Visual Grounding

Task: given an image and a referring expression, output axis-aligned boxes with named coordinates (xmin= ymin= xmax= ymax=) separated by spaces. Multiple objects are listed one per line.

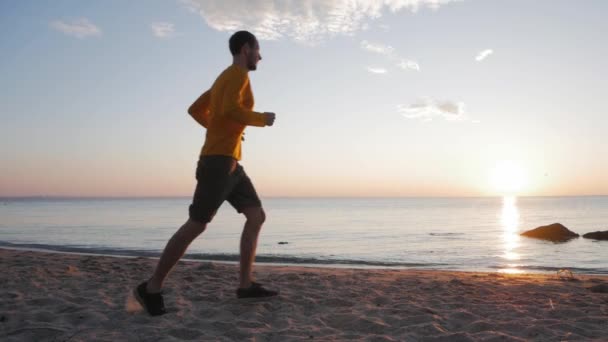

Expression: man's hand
xmin=263 ymin=112 xmax=276 ymax=126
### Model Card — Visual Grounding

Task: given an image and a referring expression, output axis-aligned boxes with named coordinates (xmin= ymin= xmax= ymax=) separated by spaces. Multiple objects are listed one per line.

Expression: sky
xmin=1 ymin=0 xmax=607 ymax=198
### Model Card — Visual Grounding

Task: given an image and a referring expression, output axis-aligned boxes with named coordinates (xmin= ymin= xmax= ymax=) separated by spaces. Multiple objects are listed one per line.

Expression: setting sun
xmin=489 ymin=161 xmax=528 ymax=195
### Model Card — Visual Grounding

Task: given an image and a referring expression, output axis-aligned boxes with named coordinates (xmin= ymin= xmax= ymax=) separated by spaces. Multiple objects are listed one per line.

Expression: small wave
xmin=488 ymin=264 xmax=608 ymax=275
xmin=0 ymin=241 xmax=161 ymax=258
xmin=0 ymin=241 xmax=447 ymax=268
xmin=185 ymin=253 xmax=447 ymax=268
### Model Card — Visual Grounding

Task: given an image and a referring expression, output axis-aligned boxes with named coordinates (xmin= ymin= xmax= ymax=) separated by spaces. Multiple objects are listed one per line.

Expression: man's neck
xmin=232 ymin=58 xmax=249 ymax=73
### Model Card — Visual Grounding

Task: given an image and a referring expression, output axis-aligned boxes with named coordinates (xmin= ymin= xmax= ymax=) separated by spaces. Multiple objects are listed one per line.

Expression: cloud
xmin=151 ymin=22 xmax=176 ymax=38
xmin=50 ymin=18 xmax=101 ymax=38
xmin=366 ymin=67 xmax=388 ymax=74
xmin=397 ymin=98 xmax=468 ymax=121
xmin=475 ymin=49 xmax=493 ymax=61
xmin=360 ymin=40 xmax=394 ymax=55
xmin=397 ymin=59 xmax=420 ymax=71
xmin=361 ymin=40 xmax=420 ymax=71
xmin=181 ymin=0 xmax=460 ymax=43
xmin=378 ymin=24 xmax=390 ymax=32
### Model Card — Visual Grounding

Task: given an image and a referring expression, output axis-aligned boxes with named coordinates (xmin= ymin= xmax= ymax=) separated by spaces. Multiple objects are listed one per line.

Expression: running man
xmin=134 ymin=31 xmax=278 ymax=316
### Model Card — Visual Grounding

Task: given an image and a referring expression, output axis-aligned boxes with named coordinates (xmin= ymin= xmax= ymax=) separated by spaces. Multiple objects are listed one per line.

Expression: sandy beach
xmin=1 ymin=248 xmax=607 ymax=341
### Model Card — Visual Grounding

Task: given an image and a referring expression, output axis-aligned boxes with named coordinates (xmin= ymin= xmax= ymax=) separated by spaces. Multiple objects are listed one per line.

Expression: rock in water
xmin=520 ymin=223 xmax=579 ymax=242
xmin=582 ymin=231 xmax=608 ymax=241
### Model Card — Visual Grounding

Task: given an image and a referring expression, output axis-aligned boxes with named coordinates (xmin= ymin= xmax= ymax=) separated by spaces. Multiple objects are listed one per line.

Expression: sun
xmin=489 ymin=161 xmax=527 ymax=195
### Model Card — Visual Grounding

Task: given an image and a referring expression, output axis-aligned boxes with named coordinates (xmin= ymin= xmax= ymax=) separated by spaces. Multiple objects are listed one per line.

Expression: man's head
xmin=229 ymin=31 xmax=261 ymax=71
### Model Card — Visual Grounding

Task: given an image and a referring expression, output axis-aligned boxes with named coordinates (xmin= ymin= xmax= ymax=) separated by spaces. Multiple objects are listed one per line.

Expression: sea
xmin=1 ymin=196 xmax=607 ymax=274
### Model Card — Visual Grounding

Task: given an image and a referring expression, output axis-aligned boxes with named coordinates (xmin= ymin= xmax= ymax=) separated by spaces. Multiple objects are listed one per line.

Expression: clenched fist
xmin=263 ymin=112 xmax=276 ymax=126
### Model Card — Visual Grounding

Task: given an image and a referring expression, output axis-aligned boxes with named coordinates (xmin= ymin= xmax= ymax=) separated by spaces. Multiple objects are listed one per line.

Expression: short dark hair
xmin=229 ymin=31 xmax=257 ymax=56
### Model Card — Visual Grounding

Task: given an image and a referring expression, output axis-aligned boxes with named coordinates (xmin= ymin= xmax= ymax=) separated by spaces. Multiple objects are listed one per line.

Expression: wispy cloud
xmin=378 ymin=24 xmax=390 ymax=32
xmin=181 ymin=0 xmax=460 ymax=43
xmin=397 ymin=59 xmax=420 ymax=71
xmin=397 ymin=98 xmax=469 ymax=122
xmin=475 ymin=49 xmax=493 ymax=61
xmin=151 ymin=22 xmax=175 ymax=38
xmin=366 ymin=67 xmax=388 ymax=74
xmin=361 ymin=40 xmax=420 ymax=71
xmin=50 ymin=18 xmax=101 ymax=39
xmin=361 ymin=40 xmax=394 ymax=55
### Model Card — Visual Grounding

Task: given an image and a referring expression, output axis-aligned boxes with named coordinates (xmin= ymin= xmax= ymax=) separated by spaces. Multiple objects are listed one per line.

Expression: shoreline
xmin=2 ymin=248 xmax=608 ymax=341
xmin=1 ymin=243 xmax=607 ymax=276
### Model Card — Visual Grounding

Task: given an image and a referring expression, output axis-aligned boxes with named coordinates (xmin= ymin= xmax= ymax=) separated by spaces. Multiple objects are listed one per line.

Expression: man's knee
xmin=188 ymin=217 xmax=209 ymax=230
xmin=177 ymin=218 xmax=208 ymax=240
xmin=243 ymin=207 xmax=265 ymax=226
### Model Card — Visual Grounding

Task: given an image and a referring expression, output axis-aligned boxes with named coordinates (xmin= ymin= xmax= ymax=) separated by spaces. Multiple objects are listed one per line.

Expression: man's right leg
xmin=146 ymin=218 xmax=207 ymax=293
xmin=135 ymin=156 xmax=232 ymax=315
xmin=146 ymin=156 xmax=234 ymax=293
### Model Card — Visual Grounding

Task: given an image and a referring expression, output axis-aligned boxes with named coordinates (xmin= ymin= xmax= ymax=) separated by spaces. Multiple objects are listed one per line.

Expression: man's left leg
xmin=239 ymin=206 xmax=265 ymax=288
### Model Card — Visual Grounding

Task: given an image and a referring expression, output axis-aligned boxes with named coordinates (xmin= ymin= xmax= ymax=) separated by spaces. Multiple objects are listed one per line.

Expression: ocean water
xmin=1 ymin=196 xmax=607 ymax=274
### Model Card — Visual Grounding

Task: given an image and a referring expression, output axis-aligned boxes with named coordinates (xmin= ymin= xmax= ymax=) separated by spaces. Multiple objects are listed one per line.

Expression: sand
xmin=1 ymin=248 xmax=607 ymax=341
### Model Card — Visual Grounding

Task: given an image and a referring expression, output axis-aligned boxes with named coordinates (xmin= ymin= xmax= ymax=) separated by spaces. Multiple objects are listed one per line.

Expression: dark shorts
xmin=188 ymin=155 xmax=262 ymax=223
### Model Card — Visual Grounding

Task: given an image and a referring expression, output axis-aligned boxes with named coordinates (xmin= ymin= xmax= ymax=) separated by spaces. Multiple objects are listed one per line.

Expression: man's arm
xmin=188 ymin=90 xmax=211 ymax=128
xmin=223 ymin=73 xmax=267 ymax=127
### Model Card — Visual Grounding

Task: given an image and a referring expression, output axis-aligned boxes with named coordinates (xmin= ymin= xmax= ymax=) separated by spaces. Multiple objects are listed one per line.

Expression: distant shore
xmin=2 ymin=248 xmax=607 ymax=341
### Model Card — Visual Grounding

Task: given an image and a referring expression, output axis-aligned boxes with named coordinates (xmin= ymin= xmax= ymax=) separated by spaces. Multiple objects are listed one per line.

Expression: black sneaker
xmin=236 ymin=281 xmax=279 ymax=299
xmin=134 ymin=282 xmax=167 ymax=316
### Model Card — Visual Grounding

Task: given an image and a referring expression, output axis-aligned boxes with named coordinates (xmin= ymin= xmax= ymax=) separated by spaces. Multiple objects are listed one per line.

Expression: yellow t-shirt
xmin=189 ymin=64 xmax=266 ymax=161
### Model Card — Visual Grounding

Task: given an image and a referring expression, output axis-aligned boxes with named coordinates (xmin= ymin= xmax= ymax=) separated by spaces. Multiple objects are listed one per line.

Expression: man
xmin=134 ymin=31 xmax=278 ymax=316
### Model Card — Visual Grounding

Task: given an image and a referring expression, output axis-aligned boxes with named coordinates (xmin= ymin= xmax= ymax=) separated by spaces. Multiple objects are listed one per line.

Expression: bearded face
xmin=245 ymin=40 xmax=261 ymax=71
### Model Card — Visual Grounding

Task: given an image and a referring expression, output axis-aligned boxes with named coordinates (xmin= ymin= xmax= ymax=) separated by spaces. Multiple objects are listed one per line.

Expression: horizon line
xmin=2 ymin=194 xmax=607 ymax=200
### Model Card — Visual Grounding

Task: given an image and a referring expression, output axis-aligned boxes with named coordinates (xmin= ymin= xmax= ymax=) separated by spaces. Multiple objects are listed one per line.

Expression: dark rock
xmin=589 ymin=284 xmax=608 ymax=293
xmin=278 ymin=241 xmax=289 ymax=245
xmin=583 ymin=231 xmax=608 ymax=241
xmin=520 ymin=223 xmax=579 ymax=242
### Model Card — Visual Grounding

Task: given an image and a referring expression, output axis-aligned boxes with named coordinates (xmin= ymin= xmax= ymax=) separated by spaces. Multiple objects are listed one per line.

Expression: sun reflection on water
xmin=500 ymin=196 xmax=521 ymax=272
xmin=498 ymin=267 xmax=525 ymax=275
